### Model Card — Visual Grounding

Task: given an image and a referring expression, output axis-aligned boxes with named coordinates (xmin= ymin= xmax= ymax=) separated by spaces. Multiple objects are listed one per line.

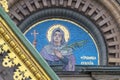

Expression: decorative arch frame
xmin=19 ymin=8 xmax=107 ymax=65
xmin=8 ymin=0 xmax=120 ymax=65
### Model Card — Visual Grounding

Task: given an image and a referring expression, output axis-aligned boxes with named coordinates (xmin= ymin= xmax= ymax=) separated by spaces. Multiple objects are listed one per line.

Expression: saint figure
xmin=40 ymin=27 xmax=75 ymax=71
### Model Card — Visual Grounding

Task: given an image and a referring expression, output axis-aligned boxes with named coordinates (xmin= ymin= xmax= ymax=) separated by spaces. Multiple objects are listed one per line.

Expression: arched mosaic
xmin=8 ymin=0 xmax=120 ymax=65
xmin=25 ymin=19 xmax=100 ymax=70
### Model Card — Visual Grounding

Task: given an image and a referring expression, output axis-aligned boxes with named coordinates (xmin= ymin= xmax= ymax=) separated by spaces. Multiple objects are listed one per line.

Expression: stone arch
xmin=8 ymin=0 xmax=120 ymax=65
xmin=19 ymin=8 xmax=107 ymax=65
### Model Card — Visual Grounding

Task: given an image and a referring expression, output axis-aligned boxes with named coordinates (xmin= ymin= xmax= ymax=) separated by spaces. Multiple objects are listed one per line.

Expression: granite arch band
xmin=19 ymin=8 xmax=107 ymax=65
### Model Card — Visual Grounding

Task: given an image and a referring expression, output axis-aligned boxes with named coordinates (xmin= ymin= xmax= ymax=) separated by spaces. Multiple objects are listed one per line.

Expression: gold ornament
xmin=0 ymin=0 xmax=9 ymax=12
xmin=14 ymin=66 xmax=30 ymax=80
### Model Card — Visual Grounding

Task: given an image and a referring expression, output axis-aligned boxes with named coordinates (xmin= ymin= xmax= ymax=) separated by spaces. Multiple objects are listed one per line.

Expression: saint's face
xmin=53 ymin=31 xmax=62 ymax=45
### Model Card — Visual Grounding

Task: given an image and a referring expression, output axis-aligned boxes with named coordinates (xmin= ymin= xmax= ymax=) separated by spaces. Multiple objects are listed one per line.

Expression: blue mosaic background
xmin=25 ymin=19 xmax=99 ymax=65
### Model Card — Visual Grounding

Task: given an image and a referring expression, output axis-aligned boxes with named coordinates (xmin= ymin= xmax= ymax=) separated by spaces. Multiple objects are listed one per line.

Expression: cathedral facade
xmin=0 ymin=0 xmax=120 ymax=80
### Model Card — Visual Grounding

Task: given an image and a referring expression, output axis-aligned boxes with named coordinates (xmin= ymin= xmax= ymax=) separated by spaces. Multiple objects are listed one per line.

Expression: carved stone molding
xmin=92 ymin=75 xmax=120 ymax=80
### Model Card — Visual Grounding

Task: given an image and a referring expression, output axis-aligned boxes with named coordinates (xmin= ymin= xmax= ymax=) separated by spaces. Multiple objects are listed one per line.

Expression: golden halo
xmin=47 ymin=24 xmax=70 ymax=42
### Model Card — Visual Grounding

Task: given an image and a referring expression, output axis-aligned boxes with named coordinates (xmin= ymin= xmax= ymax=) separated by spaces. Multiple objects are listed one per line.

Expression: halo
xmin=47 ymin=24 xmax=70 ymax=42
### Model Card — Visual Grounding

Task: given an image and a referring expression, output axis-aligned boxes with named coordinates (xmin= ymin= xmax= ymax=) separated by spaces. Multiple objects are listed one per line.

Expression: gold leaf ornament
xmin=2 ymin=52 xmax=19 ymax=67
xmin=0 ymin=0 xmax=9 ymax=12
xmin=14 ymin=66 xmax=31 ymax=80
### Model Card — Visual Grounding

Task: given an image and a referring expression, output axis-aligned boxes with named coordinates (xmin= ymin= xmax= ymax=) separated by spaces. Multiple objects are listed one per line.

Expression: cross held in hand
xmin=31 ymin=30 xmax=39 ymax=41
xmin=31 ymin=30 xmax=39 ymax=47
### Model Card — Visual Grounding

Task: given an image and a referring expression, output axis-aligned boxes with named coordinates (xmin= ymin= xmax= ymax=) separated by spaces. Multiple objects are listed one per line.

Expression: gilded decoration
xmin=0 ymin=17 xmax=51 ymax=80
xmin=0 ymin=0 xmax=9 ymax=12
